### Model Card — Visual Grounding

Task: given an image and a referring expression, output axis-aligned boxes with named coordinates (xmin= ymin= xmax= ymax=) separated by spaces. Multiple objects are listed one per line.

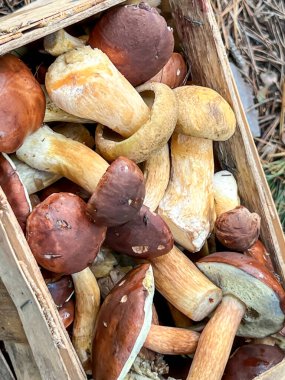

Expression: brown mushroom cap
xmin=88 ymin=3 xmax=174 ymax=86
xmin=58 ymin=298 xmax=75 ymax=329
xmin=197 ymin=252 xmax=285 ymax=337
xmin=244 ymin=240 xmax=274 ymax=273
xmin=92 ymin=263 xmax=154 ymax=380
xmin=222 ymin=344 xmax=285 ymax=380
xmin=105 ymin=205 xmax=174 ymax=259
xmin=86 ymin=156 xmax=145 ymax=227
xmin=215 ymin=206 xmax=261 ymax=251
xmin=0 ymin=54 xmax=45 ymax=153
xmin=45 ymin=275 xmax=74 ymax=307
xmin=26 ymin=193 xmax=106 ymax=274
xmin=38 ymin=178 xmax=90 ymax=202
xmin=0 ymin=153 xmax=31 ymax=231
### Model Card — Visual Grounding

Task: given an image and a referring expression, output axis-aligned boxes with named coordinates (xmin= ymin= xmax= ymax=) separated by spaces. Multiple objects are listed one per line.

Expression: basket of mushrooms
xmin=0 ymin=1 xmax=285 ymax=380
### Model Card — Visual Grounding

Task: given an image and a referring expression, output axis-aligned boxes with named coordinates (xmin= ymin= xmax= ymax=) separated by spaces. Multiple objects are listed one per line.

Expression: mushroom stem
xmin=143 ymin=144 xmax=170 ymax=211
xmin=213 ymin=170 xmax=240 ymax=217
xmin=144 ymin=325 xmax=199 ymax=355
xmin=16 ymin=125 xmax=108 ymax=194
xmin=44 ymin=29 xmax=85 ymax=56
xmin=72 ymin=267 xmax=100 ymax=372
xmin=150 ymin=246 xmax=222 ymax=321
xmin=187 ymin=295 xmax=245 ymax=380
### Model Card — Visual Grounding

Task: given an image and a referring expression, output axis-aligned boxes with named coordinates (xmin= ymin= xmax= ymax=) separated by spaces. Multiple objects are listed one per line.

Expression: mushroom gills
xmin=197 ymin=262 xmax=284 ymax=337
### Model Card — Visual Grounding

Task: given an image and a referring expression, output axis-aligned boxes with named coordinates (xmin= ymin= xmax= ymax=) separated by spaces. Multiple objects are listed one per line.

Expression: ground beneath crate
xmin=0 ymin=0 xmax=36 ymax=16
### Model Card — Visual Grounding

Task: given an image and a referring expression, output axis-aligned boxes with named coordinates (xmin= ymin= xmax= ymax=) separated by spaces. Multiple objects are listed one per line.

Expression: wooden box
xmin=0 ymin=1 xmax=284 ymax=379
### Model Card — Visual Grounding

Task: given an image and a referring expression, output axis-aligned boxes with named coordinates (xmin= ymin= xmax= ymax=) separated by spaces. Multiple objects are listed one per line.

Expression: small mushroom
xmin=88 ymin=3 xmax=174 ymax=86
xmin=244 ymin=240 xmax=275 ymax=273
xmin=0 ymin=153 xmax=31 ymax=231
xmin=44 ymin=29 xmax=85 ymax=56
xmin=105 ymin=205 xmax=174 ymax=259
xmin=213 ymin=170 xmax=240 ymax=217
xmin=16 ymin=125 xmax=145 ymax=227
xmin=45 ymin=275 xmax=74 ymax=307
xmin=187 ymin=252 xmax=285 ymax=380
xmin=222 ymin=344 xmax=285 ymax=380
xmin=92 ymin=263 xmax=154 ymax=380
xmin=0 ymin=54 xmax=45 ymax=153
xmin=215 ymin=206 xmax=261 ymax=251
xmin=26 ymin=192 xmax=107 ymax=274
xmin=58 ymin=298 xmax=75 ymax=329
xmin=45 ymin=46 xmax=150 ymax=138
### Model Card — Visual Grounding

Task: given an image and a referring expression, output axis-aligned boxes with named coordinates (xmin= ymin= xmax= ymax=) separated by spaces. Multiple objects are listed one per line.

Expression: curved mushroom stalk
xmin=44 ymin=29 xmax=85 ymax=56
xmin=16 ymin=125 xmax=145 ymax=227
xmin=158 ymin=133 xmax=216 ymax=252
xmin=213 ymin=170 xmax=240 ymax=217
xmin=72 ymin=267 xmax=100 ymax=372
xmin=45 ymin=46 xmax=150 ymax=138
xmin=187 ymin=252 xmax=285 ymax=380
xmin=11 ymin=123 xmax=94 ymax=194
xmin=95 ymin=82 xmax=177 ymax=163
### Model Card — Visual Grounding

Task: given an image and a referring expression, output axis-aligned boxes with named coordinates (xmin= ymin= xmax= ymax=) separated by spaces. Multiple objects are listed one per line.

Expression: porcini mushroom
xmin=58 ymin=298 xmax=75 ymax=328
xmin=92 ymin=263 xmax=154 ymax=380
xmin=213 ymin=170 xmax=240 ymax=217
xmin=16 ymin=125 xmax=145 ymax=226
xmin=187 ymin=252 xmax=285 ymax=380
xmin=26 ymin=192 xmax=107 ymax=274
xmin=88 ymin=2 xmax=174 ymax=86
xmin=222 ymin=344 xmax=285 ymax=380
xmin=0 ymin=54 xmax=45 ymax=153
xmin=45 ymin=275 xmax=74 ymax=307
xmin=244 ymin=240 xmax=275 ymax=273
xmin=44 ymin=29 xmax=85 ymax=56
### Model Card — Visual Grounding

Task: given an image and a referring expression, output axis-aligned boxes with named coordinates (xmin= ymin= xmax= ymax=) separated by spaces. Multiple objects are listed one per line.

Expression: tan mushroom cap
xmin=92 ymin=263 xmax=154 ymax=380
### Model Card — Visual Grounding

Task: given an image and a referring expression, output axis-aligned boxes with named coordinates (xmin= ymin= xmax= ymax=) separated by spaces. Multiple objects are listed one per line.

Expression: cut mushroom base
xmin=213 ymin=170 xmax=240 ymax=217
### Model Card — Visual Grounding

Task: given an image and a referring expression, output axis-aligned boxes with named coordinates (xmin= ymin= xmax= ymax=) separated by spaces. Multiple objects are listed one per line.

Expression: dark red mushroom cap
xmin=86 ymin=156 xmax=145 ymax=227
xmin=0 ymin=54 xmax=45 ymax=153
xmin=26 ymin=192 xmax=106 ymax=274
xmin=45 ymin=275 xmax=74 ymax=307
xmin=105 ymin=205 xmax=174 ymax=259
xmin=92 ymin=263 xmax=154 ymax=380
xmin=88 ymin=2 xmax=174 ymax=86
xmin=58 ymin=298 xmax=75 ymax=329
xmin=0 ymin=153 xmax=31 ymax=231
xmin=222 ymin=344 xmax=285 ymax=380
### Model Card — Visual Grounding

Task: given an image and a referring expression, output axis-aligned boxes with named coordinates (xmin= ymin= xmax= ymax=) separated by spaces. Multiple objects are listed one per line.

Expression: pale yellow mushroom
xmin=44 ymin=29 xmax=85 ymax=56
xmin=213 ymin=170 xmax=240 ymax=217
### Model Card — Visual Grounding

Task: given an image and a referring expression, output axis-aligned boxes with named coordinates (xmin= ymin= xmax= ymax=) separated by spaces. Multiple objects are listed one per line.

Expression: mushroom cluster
xmin=1 ymin=2 xmax=285 ymax=380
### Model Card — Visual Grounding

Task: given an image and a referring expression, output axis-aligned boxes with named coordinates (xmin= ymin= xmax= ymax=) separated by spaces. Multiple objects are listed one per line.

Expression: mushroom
xmin=158 ymin=86 xmax=236 ymax=252
xmin=88 ymin=2 xmax=174 ymax=86
xmin=58 ymin=298 xmax=75 ymax=329
xmin=11 ymin=123 xmax=94 ymax=195
xmin=244 ymin=240 xmax=275 ymax=273
xmin=45 ymin=275 xmax=74 ymax=307
xmin=0 ymin=54 xmax=45 ymax=153
xmin=72 ymin=267 xmax=100 ymax=372
xmin=38 ymin=178 xmax=90 ymax=202
xmin=26 ymin=192 xmax=107 ymax=274
xmin=92 ymin=263 xmax=154 ymax=380
xmin=0 ymin=153 xmax=31 ymax=231
xmin=213 ymin=170 xmax=240 ymax=217
xmin=45 ymin=46 xmax=150 ymax=138
xmin=187 ymin=252 xmax=285 ymax=380
xmin=44 ymin=29 xmax=85 ymax=56
xmin=90 ymin=247 xmax=118 ymax=279
xmin=95 ymin=81 xmax=177 ymax=163
xmin=215 ymin=206 xmax=261 ymax=251
xmin=16 ymin=125 xmax=145 ymax=227
xmin=222 ymin=344 xmax=285 ymax=380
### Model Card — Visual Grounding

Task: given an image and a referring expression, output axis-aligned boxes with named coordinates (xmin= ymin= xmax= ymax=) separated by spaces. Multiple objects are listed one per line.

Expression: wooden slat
xmin=0 ymin=188 xmax=86 ymax=380
xmin=5 ymin=342 xmax=41 ymax=380
xmin=0 ymin=348 xmax=15 ymax=380
xmin=0 ymin=0 xmax=125 ymax=55
xmin=169 ymin=0 xmax=285 ymax=284
xmin=0 ymin=280 xmax=26 ymax=342
xmin=253 ymin=358 xmax=285 ymax=379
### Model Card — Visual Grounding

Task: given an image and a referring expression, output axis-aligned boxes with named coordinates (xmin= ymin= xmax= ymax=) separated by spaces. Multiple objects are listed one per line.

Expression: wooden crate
xmin=0 ymin=0 xmax=285 ymax=379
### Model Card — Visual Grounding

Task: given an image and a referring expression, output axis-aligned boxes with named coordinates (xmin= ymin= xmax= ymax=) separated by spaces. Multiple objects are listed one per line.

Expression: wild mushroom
xmin=44 ymin=29 xmax=85 ymax=56
xmin=72 ymin=267 xmax=100 ymax=372
xmin=0 ymin=54 xmax=45 ymax=153
xmin=45 ymin=275 xmax=74 ymax=307
xmin=95 ymin=81 xmax=177 ymax=163
xmin=58 ymin=298 xmax=75 ymax=329
xmin=92 ymin=263 xmax=154 ymax=380
xmin=223 ymin=344 xmax=285 ymax=380
xmin=0 ymin=153 xmax=31 ymax=231
xmin=213 ymin=170 xmax=240 ymax=217
xmin=187 ymin=252 xmax=285 ymax=380
xmin=26 ymin=192 xmax=107 ymax=274
xmin=88 ymin=2 xmax=174 ymax=86
xmin=215 ymin=206 xmax=261 ymax=251
xmin=16 ymin=125 xmax=145 ymax=226
xmin=45 ymin=46 xmax=149 ymax=138
xmin=244 ymin=240 xmax=275 ymax=273
xmin=158 ymin=86 xmax=236 ymax=252
xmin=38 ymin=178 xmax=90 ymax=202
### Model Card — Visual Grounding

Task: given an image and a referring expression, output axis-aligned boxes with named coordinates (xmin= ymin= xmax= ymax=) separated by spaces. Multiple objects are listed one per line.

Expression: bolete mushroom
xmin=44 ymin=29 xmax=85 ymax=56
xmin=244 ymin=240 xmax=275 ymax=273
xmin=26 ymin=192 xmax=107 ymax=274
xmin=0 ymin=54 xmax=45 ymax=153
xmin=88 ymin=2 xmax=174 ymax=86
xmin=222 ymin=344 xmax=285 ymax=380
xmin=213 ymin=170 xmax=240 ymax=217
xmin=16 ymin=125 xmax=145 ymax=226
xmin=45 ymin=275 xmax=74 ymax=307
xmin=92 ymin=263 xmax=154 ymax=380
xmin=187 ymin=252 xmax=285 ymax=380
xmin=58 ymin=298 xmax=75 ymax=329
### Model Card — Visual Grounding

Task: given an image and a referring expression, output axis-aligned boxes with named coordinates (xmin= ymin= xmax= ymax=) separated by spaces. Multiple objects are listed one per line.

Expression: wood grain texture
xmin=169 ymin=0 xmax=285 ymax=284
xmin=0 ymin=348 xmax=15 ymax=380
xmin=0 ymin=0 xmax=125 ymax=54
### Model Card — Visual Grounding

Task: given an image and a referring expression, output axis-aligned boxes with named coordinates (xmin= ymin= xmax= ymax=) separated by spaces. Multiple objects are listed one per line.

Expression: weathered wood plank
xmin=0 ymin=348 xmax=15 ymax=380
xmin=5 ymin=342 xmax=40 ymax=380
xmin=253 ymin=358 xmax=285 ymax=379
